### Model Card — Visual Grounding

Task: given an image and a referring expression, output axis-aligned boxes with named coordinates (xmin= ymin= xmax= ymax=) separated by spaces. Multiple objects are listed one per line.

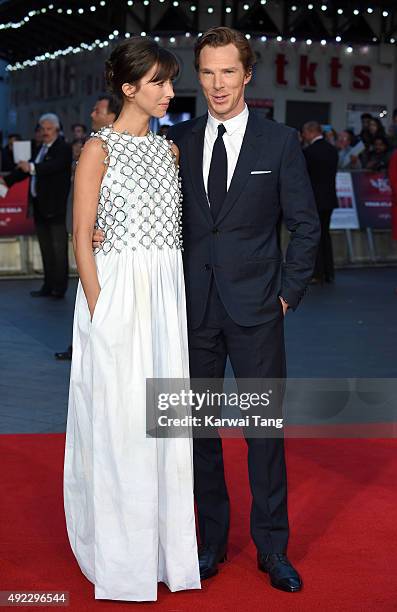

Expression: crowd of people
xmin=319 ymin=111 xmax=397 ymax=173
xmin=3 ymin=109 xmax=396 ymax=175
xmin=0 ymin=95 xmax=122 ymax=175
xmin=1 ymin=102 xmax=396 ymax=299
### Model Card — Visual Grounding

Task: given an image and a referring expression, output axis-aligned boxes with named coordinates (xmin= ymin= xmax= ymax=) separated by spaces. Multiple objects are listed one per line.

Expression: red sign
xmin=0 ymin=178 xmax=35 ymax=236
xmin=352 ymin=172 xmax=392 ymax=229
xmin=274 ymin=54 xmax=372 ymax=90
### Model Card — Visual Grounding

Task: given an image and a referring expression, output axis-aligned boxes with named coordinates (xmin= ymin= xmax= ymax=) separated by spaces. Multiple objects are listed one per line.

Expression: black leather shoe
xmin=55 ymin=346 xmax=72 ymax=361
xmin=198 ymin=544 xmax=227 ymax=580
xmin=30 ymin=288 xmax=51 ymax=297
xmin=258 ymin=552 xmax=302 ymax=592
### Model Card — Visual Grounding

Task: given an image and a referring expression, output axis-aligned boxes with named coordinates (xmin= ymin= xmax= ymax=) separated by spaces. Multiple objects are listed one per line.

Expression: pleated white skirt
xmin=63 ymin=248 xmax=200 ymax=601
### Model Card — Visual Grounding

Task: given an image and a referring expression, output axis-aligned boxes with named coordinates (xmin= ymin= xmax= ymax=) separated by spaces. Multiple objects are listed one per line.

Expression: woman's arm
xmin=72 ymin=138 xmax=106 ymax=319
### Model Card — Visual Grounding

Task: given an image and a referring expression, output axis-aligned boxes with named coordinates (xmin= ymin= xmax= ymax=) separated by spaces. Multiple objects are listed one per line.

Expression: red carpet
xmin=1 ymin=434 xmax=397 ymax=611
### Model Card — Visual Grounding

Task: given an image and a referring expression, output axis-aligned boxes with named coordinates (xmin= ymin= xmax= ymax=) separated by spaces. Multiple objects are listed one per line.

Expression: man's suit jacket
xmin=303 ymin=138 xmax=338 ymax=211
xmin=4 ymin=137 xmax=72 ymax=219
xmin=168 ymin=110 xmax=320 ymax=329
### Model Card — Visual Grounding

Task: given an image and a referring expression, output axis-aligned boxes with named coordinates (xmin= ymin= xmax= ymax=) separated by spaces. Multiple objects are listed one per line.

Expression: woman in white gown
xmin=63 ymin=38 xmax=200 ymax=601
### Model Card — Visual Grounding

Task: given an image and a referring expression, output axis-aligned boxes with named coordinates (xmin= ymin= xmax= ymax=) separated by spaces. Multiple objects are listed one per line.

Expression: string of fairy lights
xmin=3 ymin=1 xmax=396 ymax=72
xmin=0 ymin=1 xmax=107 ymax=32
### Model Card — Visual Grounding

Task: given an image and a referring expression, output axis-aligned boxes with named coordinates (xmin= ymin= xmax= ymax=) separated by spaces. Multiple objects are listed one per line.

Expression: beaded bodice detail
xmin=92 ymin=126 xmax=183 ymax=255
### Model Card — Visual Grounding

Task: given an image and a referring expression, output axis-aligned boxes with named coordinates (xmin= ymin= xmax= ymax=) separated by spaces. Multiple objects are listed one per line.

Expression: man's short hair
xmin=303 ymin=121 xmax=322 ymax=133
xmin=97 ymin=94 xmax=121 ymax=118
xmin=71 ymin=123 xmax=87 ymax=132
xmin=39 ymin=113 xmax=61 ymax=128
xmin=194 ymin=27 xmax=256 ymax=74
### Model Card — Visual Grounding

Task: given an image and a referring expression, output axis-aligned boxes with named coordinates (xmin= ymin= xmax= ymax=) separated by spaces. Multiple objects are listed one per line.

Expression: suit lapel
xmin=187 ymin=115 xmax=213 ymax=225
xmin=214 ymin=110 xmax=264 ymax=226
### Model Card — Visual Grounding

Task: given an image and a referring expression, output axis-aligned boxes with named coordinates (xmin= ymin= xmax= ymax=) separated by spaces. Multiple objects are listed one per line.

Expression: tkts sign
xmin=274 ymin=54 xmax=371 ymax=90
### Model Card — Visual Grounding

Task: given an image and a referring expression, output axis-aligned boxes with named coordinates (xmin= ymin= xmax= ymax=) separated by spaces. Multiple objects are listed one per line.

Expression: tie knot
xmin=217 ymin=124 xmax=226 ymax=137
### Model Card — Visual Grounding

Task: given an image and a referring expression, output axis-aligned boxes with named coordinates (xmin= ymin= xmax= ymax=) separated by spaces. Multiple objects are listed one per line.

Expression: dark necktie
xmin=208 ymin=124 xmax=227 ymax=221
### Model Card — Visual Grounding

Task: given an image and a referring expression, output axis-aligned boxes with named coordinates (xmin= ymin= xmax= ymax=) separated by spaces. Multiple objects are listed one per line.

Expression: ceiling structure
xmin=1 ymin=0 xmax=397 ymax=66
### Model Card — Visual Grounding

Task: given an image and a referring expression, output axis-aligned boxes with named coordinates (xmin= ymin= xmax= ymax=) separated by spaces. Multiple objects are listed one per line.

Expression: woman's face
xmin=374 ymin=139 xmax=387 ymax=154
xmin=130 ymin=63 xmax=175 ymax=119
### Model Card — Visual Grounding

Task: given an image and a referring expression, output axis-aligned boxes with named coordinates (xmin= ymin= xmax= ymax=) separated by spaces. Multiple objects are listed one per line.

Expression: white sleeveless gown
xmin=63 ymin=126 xmax=200 ymax=601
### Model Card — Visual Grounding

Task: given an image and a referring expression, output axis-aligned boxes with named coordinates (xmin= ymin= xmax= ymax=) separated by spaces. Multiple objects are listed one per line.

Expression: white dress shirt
xmin=29 ymin=139 xmax=56 ymax=176
xmin=30 ymin=140 xmax=56 ymax=197
xmin=203 ymin=104 xmax=249 ymax=201
xmin=310 ymin=135 xmax=324 ymax=145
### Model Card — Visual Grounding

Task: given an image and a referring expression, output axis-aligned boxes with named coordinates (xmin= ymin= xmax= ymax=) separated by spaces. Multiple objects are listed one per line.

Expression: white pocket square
xmin=251 ymin=170 xmax=272 ymax=174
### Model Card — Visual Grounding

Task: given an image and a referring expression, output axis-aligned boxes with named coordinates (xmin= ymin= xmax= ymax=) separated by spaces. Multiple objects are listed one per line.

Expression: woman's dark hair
xmin=344 ymin=129 xmax=355 ymax=145
xmin=105 ymin=37 xmax=179 ymax=100
xmin=369 ymin=117 xmax=386 ymax=137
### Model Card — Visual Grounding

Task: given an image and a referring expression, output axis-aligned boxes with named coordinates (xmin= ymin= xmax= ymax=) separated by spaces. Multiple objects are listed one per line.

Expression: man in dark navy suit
xmin=168 ymin=27 xmax=319 ymax=593
xmin=302 ymin=121 xmax=339 ymax=283
xmin=94 ymin=27 xmax=320 ymax=593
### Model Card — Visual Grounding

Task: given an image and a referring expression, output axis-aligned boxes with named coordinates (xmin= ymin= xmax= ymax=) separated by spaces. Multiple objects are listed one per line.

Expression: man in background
xmin=71 ymin=123 xmax=87 ymax=142
xmin=302 ymin=121 xmax=338 ymax=284
xmin=1 ymin=114 xmax=72 ymax=298
xmin=90 ymin=94 xmax=120 ymax=132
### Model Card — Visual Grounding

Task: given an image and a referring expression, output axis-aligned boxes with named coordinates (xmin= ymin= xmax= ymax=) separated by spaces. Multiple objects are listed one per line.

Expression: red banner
xmin=0 ymin=178 xmax=35 ymax=236
xmin=351 ymin=172 xmax=392 ymax=229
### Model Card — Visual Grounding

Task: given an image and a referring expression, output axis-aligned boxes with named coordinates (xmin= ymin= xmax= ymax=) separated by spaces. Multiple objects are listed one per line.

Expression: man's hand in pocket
xmin=92 ymin=228 xmax=105 ymax=250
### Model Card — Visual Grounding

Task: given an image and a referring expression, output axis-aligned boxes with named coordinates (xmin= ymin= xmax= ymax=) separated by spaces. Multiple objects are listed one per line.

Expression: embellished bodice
xmin=92 ymin=126 xmax=183 ymax=255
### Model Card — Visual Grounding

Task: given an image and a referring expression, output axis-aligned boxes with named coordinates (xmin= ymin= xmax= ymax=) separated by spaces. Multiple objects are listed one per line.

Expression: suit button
xmin=204 ymin=264 xmax=211 ymax=271
xmin=212 ymin=228 xmax=219 ymax=234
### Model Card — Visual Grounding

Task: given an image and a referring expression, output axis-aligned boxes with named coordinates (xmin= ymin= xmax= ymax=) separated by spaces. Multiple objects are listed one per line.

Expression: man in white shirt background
xmin=1 ymin=113 xmax=72 ymax=298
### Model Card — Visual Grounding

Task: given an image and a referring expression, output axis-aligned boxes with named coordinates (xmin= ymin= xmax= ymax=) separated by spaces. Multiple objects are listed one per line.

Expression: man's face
xmin=337 ymin=131 xmax=350 ymax=150
xmin=302 ymin=127 xmax=313 ymax=144
xmin=91 ymin=99 xmax=114 ymax=131
xmin=40 ymin=121 xmax=58 ymax=144
xmin=198 ymin=43 xmax=251 ymax=121
xmin=73 ymin=125 xmax=86 ymax=140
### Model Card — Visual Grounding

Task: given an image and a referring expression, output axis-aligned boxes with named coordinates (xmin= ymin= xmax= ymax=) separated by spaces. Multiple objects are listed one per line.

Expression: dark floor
xmin=0 ymin=267 xmax=396 ymax=433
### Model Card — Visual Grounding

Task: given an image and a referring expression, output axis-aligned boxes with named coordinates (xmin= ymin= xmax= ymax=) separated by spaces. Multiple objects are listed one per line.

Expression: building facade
xmin=4 ymin=36 xmax=397 ymax=140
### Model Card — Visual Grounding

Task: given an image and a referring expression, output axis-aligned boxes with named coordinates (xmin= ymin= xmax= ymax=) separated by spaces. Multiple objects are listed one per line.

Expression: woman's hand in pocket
xmin=89 ymin=290 xmax=101 ymax=322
